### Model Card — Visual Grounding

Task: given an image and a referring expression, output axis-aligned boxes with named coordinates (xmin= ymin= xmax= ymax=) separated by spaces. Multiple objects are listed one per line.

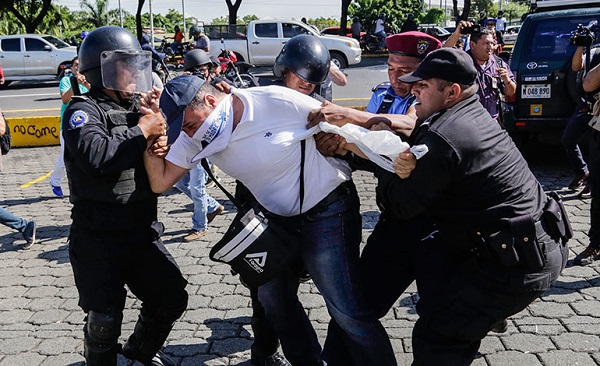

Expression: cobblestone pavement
xmin=1 ymin=144 xmax=599 ymax=366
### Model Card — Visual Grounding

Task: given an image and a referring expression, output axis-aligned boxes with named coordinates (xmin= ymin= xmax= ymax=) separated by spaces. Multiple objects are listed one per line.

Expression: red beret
xmin=386 ymin=31 xmax=442 ymax=59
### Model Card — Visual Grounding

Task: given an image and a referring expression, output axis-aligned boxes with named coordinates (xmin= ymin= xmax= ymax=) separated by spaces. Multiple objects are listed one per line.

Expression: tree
xmin=80 ymin=0 xmax=112 ymax=27
xmin=4 ymin=0 xmax=53 ymax=34
xmin=340 ymin=0 xmax=351 ymax=36
xmin=225 ymin=0 xmax=242 ymax=26
xmin=350 ymin=0 xmax=422 ymax=33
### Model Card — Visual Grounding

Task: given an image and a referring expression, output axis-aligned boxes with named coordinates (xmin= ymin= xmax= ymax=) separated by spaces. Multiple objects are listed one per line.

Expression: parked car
xmin=503 ymin=1 xmax=600 ymax=139
xmin=503 ymin=25 xmax=521 ymax=45
xmin=417 ymin=24 xmax=452 ymax=42
xmin=205 ymin=20 xmax=362 ymax=69
xmin=0 ymin=34 xmax=77 ymax=86
xmin=321 ymin=26 xmax=366 ymax=40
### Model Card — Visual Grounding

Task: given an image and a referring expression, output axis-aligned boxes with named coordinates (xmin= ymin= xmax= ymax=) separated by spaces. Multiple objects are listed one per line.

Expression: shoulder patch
xmin=372 ymin=81 xmax=391 ymax=92
xmin=69 ymin=110 xmax=89 ymax=129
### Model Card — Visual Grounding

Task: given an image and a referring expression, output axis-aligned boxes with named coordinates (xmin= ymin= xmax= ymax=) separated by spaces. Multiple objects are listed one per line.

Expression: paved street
xmin=0 ymin=143 xmax=599 ymax=366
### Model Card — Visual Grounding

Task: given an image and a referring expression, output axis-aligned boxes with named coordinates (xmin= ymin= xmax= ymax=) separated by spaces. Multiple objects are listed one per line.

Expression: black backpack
xmin=0 ymin=115 xmax=10 ymax=155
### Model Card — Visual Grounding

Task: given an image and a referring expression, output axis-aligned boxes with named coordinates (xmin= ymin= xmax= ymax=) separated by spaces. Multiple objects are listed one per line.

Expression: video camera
xmin=571 ymin=21 xmax=597 ymax=47
xmin=460 ymin=24 xmax=482 ymax=34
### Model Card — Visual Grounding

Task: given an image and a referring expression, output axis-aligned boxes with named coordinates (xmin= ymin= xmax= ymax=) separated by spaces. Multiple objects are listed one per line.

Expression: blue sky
xmin=54 ymin=0 xmax=344 ymax=23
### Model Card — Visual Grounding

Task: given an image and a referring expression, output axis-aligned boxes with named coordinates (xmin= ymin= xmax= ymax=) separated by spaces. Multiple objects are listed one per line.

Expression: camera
xmin=461 ymin=24 xmax=481 ymax=34
xmin=571 ymin=21 xmax=597 ymax=47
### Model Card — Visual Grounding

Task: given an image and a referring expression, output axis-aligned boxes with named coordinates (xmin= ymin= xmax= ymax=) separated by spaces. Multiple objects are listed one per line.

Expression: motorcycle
xmin=362 ymin=32 xmax=386 ymax=53
xmin=217 ymin=39 xmax=259 ymax=89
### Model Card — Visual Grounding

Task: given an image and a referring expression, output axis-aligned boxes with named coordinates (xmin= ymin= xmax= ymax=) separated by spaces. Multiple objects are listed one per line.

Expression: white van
xmin=0 ymin=34 xmax=77 ymax=86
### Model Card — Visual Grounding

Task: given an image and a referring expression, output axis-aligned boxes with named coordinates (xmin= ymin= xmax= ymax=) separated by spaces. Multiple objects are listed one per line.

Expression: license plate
xmin=521 ymin=84 xmax=551 ymax=99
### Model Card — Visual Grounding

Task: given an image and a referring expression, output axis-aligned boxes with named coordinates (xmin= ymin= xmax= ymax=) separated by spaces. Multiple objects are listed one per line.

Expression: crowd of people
xmin=0 ymin=11 xmax=599 ymax=365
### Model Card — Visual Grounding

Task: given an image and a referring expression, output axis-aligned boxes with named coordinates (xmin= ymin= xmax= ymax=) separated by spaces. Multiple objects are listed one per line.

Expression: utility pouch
xmin=543 ymin=192 xmax=573 ymax=244
xmin=510 ymin=215 xmax=545 ymax=272
xmin=487 ymin=229 xmax=520 ymax=267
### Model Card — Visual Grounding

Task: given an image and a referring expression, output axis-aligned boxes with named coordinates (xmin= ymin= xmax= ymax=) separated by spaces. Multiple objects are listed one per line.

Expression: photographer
xmin=561 ymin=26 xmax=600 ymax=200
xmin=445 ymin=21 xmax=516 ymax=122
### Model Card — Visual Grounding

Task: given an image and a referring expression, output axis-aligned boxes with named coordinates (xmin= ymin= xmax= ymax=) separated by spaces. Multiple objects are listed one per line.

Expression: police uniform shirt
xmin=166 ymin=86 xmax=352 ymax=217
xmin=374 ymin=94 xmax=546 ymax=231
xmin=366 ymin=84 xmax=415 ymax=115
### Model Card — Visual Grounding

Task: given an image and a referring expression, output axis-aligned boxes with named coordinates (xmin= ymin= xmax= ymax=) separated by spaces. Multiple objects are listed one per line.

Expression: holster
xmin=542 ymin=191 xmax=573 ymax=245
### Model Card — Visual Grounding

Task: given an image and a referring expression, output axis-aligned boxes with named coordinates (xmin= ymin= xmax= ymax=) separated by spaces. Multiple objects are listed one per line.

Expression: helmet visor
xmin=101 ymin=50 xmax=153 ymax=93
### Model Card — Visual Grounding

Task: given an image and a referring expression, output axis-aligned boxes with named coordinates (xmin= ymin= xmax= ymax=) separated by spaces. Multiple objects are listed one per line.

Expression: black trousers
xmin=589 ymin=129 xmax=600 ymax=248
xmin=69 ymin=200 xmax=188 ymax=325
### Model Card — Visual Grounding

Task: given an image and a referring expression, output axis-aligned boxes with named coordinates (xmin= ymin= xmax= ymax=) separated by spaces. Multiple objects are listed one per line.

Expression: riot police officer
xmin=183 ymin=48 xmax=213 ymax=79
xmin=63 ymin=26 xmax=188 ymax=366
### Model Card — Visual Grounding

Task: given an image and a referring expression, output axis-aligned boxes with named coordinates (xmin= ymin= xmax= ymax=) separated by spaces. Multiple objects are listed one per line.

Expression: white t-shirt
xmin=167 ymin=86 xmax=351 ymax=216
xmin=375 ymin=19 xmax=385 ymax=33
xmin=496 ymin=17 xmax=506 ymax=32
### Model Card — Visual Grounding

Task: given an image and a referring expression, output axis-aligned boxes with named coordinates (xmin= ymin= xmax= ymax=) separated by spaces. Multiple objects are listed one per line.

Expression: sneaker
xmin=490 ymin=319 xmax=508 ymax=333
xmin=568 ymin=172 xmax=589 ymax=190
xmin=183 ymin=229 xmax=207 ymax=242
xmin=144 ymin=350 xmax=175 ymax=366
xmin=207 ymin=205 xmax=224 ymax=224
xmin=51 ymin=185 xmax=64 ymax=197
xmin=251 ymin=352 xmax=291 ymax=366
xmin=22 ymin=221 xmax=36 ymax=249
xmin=579 ymin=183 xmax=592 ymax=199
xmin=573 ymin=245 xmax=600 ymax=266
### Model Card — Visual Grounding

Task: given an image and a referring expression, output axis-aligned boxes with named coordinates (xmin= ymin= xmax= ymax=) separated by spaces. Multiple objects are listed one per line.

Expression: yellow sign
xmin=5 ymin=116 xmax=61 ymax=147
xmin=530 ymin=104 xmax=543 ymax=116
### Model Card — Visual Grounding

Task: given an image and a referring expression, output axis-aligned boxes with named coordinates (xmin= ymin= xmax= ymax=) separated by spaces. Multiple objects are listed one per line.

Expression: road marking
xmin=21 ymin=171 xmax=52 ymax=188
xmin=0 ymin=93 xmax=57 ymax=98
xmin=3 ymin=108 xmax=60 ymax=112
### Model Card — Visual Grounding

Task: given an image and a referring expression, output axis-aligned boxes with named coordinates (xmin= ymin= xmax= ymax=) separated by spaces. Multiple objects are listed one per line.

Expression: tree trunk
xmin=340 ymin=0 xmax=351 ymax=36
xmin=226 ymin=0 xmax=242 ymax=25
xmin=453 ymin=0 xmax=471 ymax=22
xmin=8 ymin=0 xmax=53 ymax=34
xmin=136 ymin=0 xmax=145 ymax=42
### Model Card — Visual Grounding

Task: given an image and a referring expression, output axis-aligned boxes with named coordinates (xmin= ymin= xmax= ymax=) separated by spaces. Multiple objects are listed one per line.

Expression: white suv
xmin=0 ymin=34 xmax=77 ymax=86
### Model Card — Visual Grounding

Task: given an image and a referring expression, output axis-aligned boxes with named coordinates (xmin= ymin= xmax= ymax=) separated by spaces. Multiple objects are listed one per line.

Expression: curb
xmin=5 ymin=116 xmax=60 ymax=147
xmin=5 ymin=106 xmax=367 ymax=148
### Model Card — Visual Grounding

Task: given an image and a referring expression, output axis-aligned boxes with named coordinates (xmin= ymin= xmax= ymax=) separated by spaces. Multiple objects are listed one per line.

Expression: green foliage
xmin=421 ymin=8 xmax=444 ymax=25
xmin=307 ymin=17 xmax=339 ymax=30
xmin=349 ymin=0 xmax=423 ymax=33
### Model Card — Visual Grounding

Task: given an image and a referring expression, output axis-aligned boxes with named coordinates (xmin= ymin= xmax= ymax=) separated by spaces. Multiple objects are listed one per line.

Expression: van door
xmin=250 ymin=22 xmax=285 ymax=65
xmin=0 ymin=37 xmax=25 ymax=77
xmin=24 ymin=37 xmax=55 ymax=76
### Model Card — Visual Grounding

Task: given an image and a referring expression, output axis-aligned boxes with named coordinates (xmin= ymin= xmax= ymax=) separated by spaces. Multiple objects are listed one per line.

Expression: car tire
xmin=330 ymin=51 xmax=347 ymax=69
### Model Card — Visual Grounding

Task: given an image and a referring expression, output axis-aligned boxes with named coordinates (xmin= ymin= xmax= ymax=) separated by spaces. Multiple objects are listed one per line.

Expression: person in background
xmin=375 ymin=13 xmax=388 ymax=51
xmin=484 ymin=18 xmax=505 ymax=54
xmin=0 ymin=106 xmax=37 ymax=249
xmin=191 ymin=26 xmax=210 ymax=52
xmin=561 ymin=44 xmax=600 ymax=200
xmin=0 ymin=64 xmax=4 ymax=85
xmin=351 ymin=17 xmax=362 ymax=43
xmin=50 ymin=56 xmax=90 ymax=198
xmin=445 ymin=22 xmax=516 ymax=123
xmin=400 ymin=13 xmax=418 ymax=33
xmin=573 ymin=45 xmax=600 ymax=265
xmin=171 ymin=25 xmax=184 ymax=51
xmin=496 ymin=10 xmax=507 ymax=34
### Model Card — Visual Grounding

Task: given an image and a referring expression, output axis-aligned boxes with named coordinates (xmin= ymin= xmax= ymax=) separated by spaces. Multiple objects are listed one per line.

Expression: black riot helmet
xmin=78 ymin=26 xmax=143 ymax=87
xmin=184 ymin=49 xmax=212 ymax=71
xmin=273 ymin=34 xmax=331 ymax=84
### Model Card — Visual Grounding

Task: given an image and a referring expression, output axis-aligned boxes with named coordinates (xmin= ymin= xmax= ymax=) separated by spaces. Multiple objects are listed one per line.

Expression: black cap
xmin=399 ymin=48 xmax=477 ymax=85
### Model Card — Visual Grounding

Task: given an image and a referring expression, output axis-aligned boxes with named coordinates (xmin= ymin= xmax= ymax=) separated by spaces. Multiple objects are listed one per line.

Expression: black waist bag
xmin=209 ymin=201 xmax=300 ymax=288
xmin=202 ymin=140 xmax=306 ymax=288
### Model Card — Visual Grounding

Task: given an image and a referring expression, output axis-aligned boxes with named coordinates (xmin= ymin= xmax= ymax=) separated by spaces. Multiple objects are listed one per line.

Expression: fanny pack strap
xmin=201 ymin=139 xmax=306 ymax=212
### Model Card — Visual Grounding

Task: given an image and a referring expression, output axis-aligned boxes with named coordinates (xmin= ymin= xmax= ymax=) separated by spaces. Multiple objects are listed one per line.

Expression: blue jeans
xmin=375 ymin=30 xmax=387 ymax=49
xmin=0 ymin=206 xmax=28 ymax=232
xmin=258 ymin=184 xmax=396 ymax=366
xmin=561 ymin=107 xmax=591 ymax=175
xmin=175 ymin=163 xmax=220 ymax=231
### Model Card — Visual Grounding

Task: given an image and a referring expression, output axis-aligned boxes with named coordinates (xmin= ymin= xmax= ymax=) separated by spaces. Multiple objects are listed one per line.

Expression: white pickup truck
xmin=205 ymin=19 xmax=361 ymax=69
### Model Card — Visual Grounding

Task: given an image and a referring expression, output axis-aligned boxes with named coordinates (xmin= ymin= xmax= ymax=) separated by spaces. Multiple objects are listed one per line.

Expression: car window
xmin=523 ymin=15 xmax=600 ymax=61
xmin=25 ymin=38 xmax=49 ymax=51
xmin=322 ymin=28 xmax=336 ymax=35
xmin=42 ymin=35 xmax=70 ymax=49
xmin=283 ymin=23 xmax=309 ymax=38
xmin=1 ymin=38 xmax=21 ymax=52
xmin=255 ymin=23 xmax=278 ymax=38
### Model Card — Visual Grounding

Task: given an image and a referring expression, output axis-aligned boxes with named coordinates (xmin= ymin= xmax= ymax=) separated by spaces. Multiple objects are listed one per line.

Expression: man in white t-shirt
xmin=142 ymin=75 xmax=397 ymax=366
xmin=375 ymin=13 xmax=388 ymax=50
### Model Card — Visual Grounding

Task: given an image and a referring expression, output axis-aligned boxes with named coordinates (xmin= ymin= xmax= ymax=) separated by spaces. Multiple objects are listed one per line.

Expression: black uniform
xmin=374 ymin=94 xmax=568 ymax=365
xmin=63 ymin=88 xmax=188 ymax=365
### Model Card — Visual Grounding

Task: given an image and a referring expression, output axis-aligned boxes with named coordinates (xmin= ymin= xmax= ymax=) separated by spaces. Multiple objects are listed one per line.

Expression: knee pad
xmin=86 ymin=310 xmax=123 ymax=344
